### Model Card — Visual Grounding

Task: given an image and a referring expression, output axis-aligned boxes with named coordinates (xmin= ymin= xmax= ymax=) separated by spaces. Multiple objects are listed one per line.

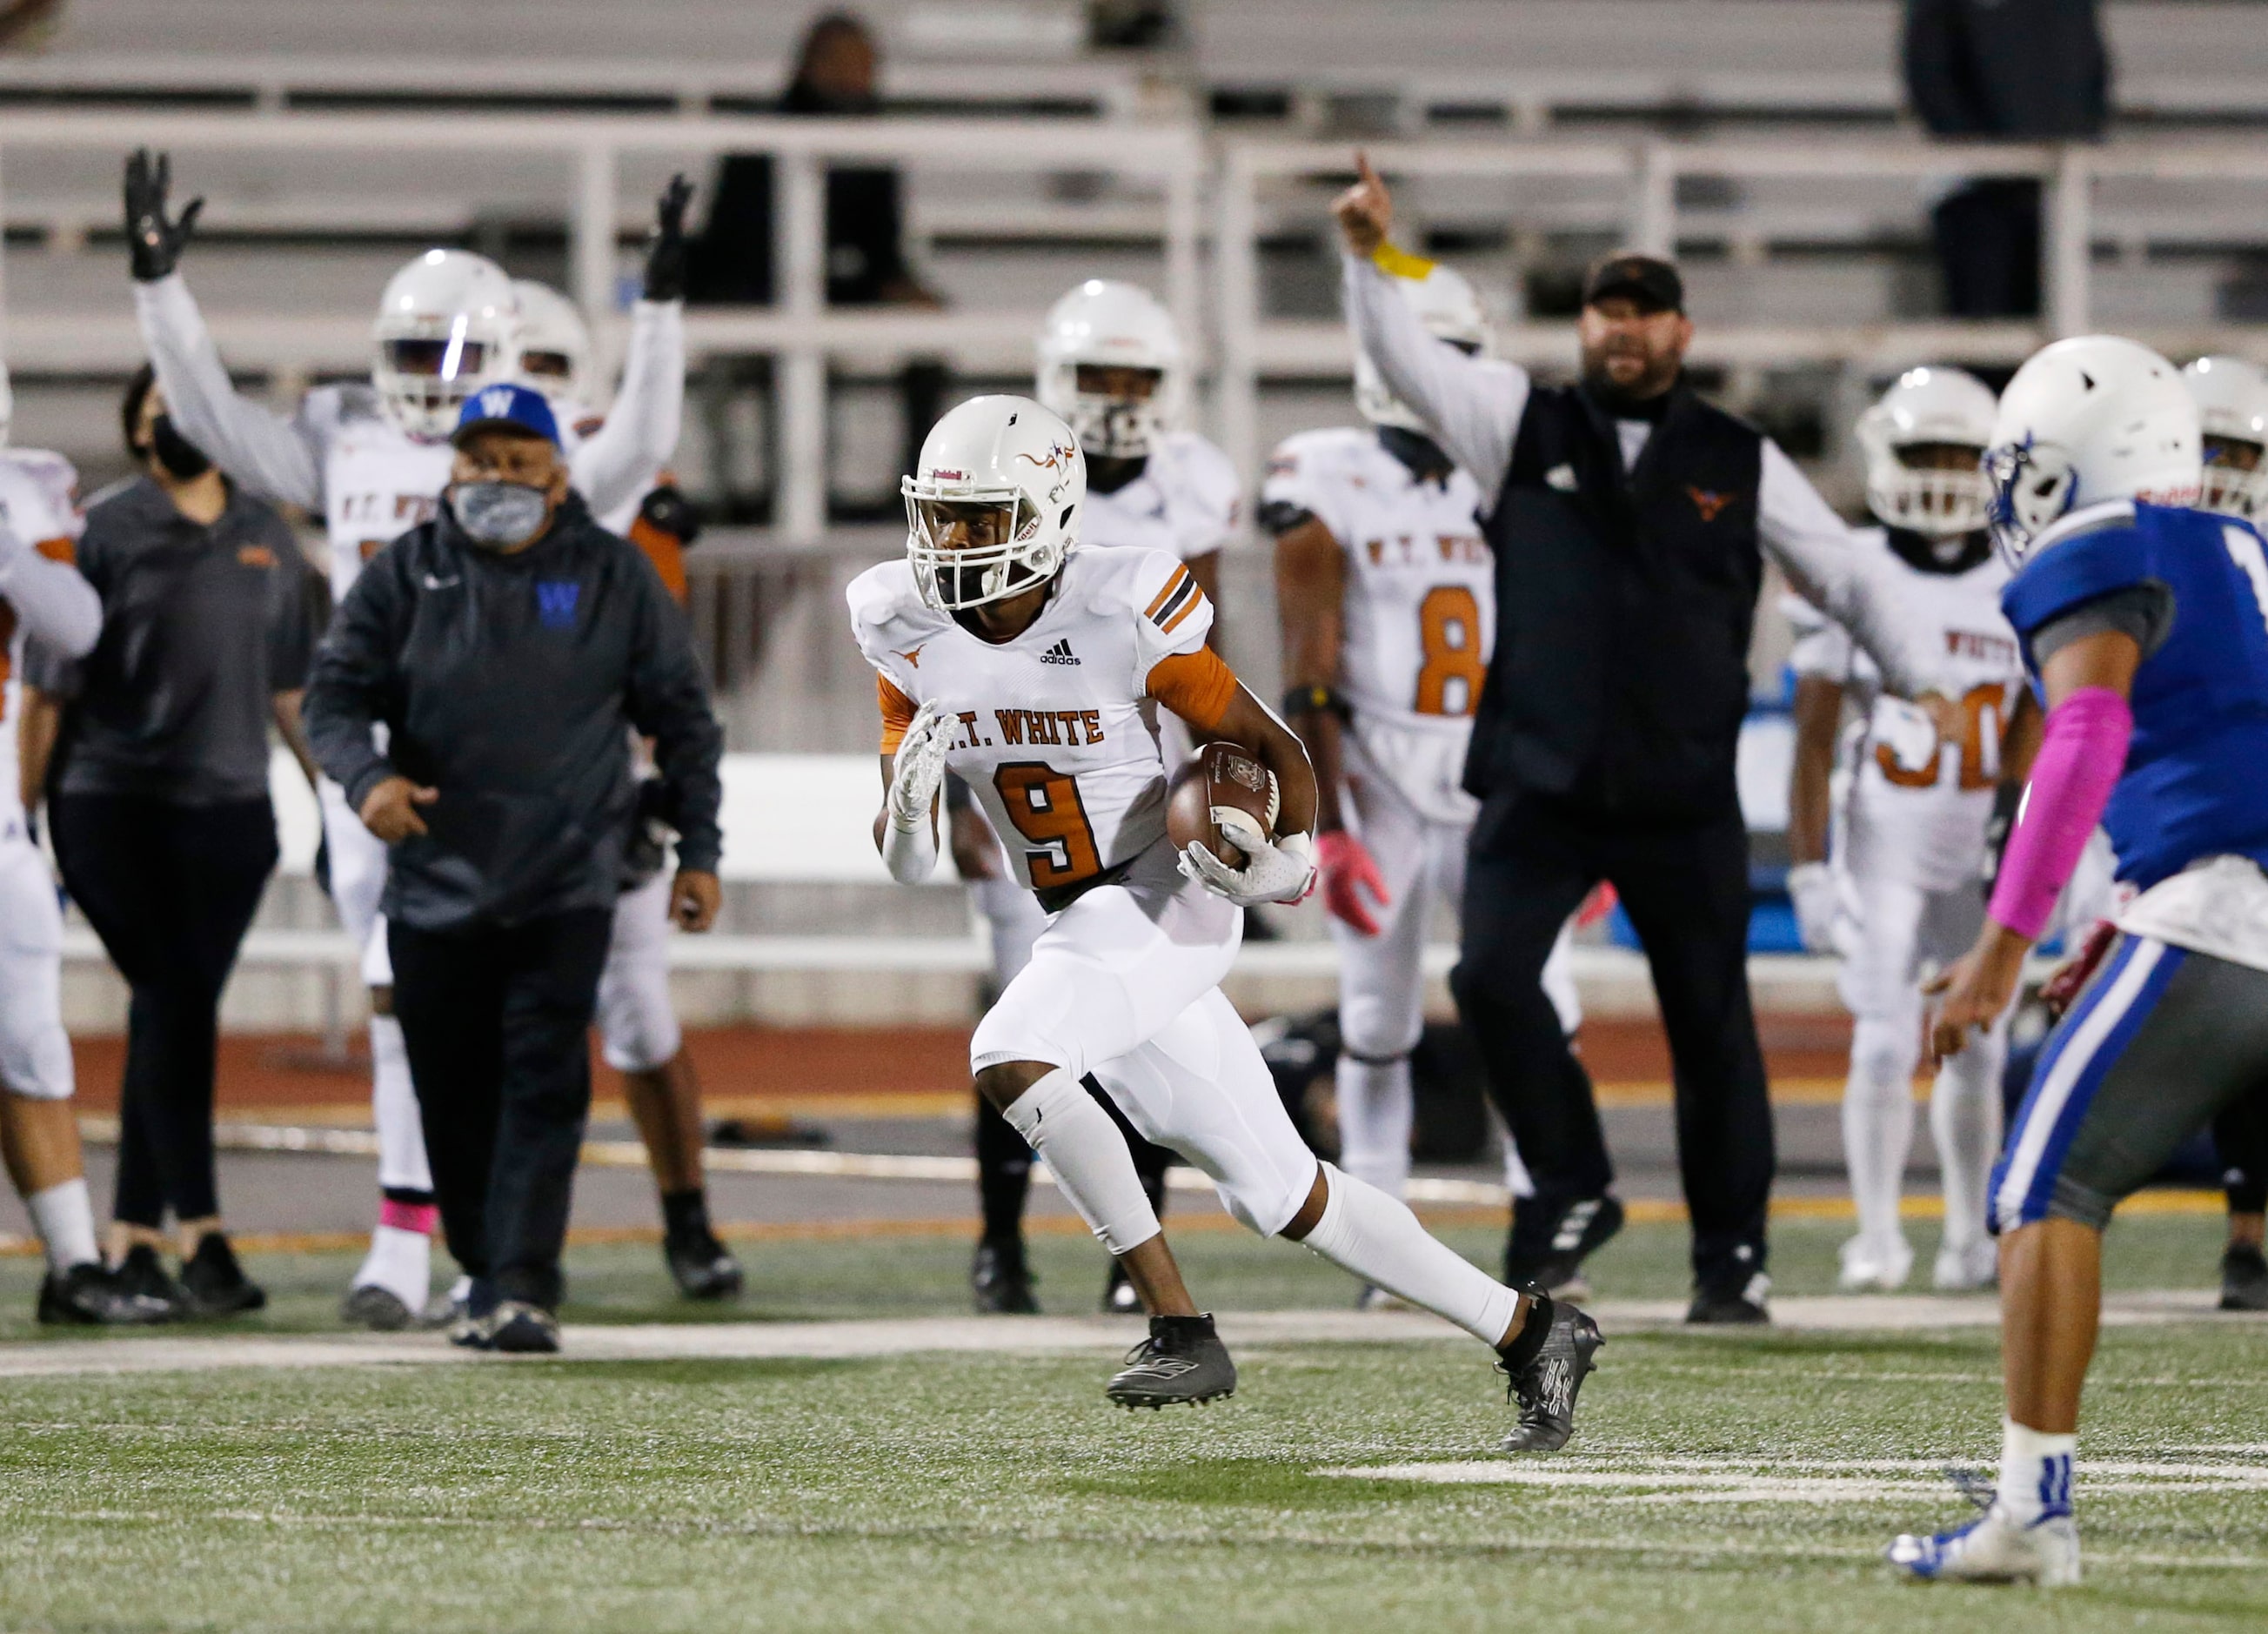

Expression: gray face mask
xmin=449 ymin=480 xmax=552 ymax=549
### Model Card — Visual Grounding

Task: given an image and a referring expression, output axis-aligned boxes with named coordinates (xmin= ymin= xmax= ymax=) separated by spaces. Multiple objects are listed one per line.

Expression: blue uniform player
xmin=1890 ymin=336 xmax=2268 ymax=1587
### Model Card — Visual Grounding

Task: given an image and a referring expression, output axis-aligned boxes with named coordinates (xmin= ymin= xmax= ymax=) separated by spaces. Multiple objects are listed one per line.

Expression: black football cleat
xmin=1505 ymin=1195 xmax=1624 ymax=1297
xmin=485 ymin=1302 xmax=561 ymax=1354
xmin=339 ymin=1283 xmax=418 ymax=1332
xmin=971 ymin=1237 xmax=1039 ymax=1315
xmin=1106 ymin=1313 xmax=1236 ymax=1409
xmin=37 ymin=1262 xmax=175 ymax=1326
xmin=112 ymin=1243 xmax=193 ymax=1317
xmin=1101 ymin=1260 xmax=1142 ymax=1315
xmin=1498 ymin=1295 xmax=1603 ymax=1452
xmin=1686 ymin=1273 xmax=1771 ymax=1325
xmin=180 ymin=1232 xmax=266 ymax=1317
xmin=2220 ymin=1243 xmax=2268 ymax=1312
xmin=665 ymin=1225 xmax=745 ymax=1301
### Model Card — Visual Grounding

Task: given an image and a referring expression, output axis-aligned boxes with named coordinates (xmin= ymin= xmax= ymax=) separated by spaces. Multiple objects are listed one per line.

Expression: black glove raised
xmin=124 ymin=148 xmax=204 ymax=283
xmin=641 ymin=173 xmax=693 ymax=303
xmin=637 ymin=484 xmax=701 ymax=549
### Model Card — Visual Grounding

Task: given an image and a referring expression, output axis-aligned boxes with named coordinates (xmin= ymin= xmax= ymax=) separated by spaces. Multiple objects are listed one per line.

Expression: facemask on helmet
xmin=371 ymin=250 xmax=519 ymax=443
xmin=1035 ymin=279 xmax=1184 ymax=461
xmin=903 ymin=395 xmax=1085 ymax=612
xmin=511 ymin=278 xmax=595 ymax=411
xmin=1857 ymin=365 xmax=1997 ymax=539
xmin=1985 ymin=336 xmax=2202 ymax=567
xmin=1355 ymin=258 xmax=1489 ymax=432
xmin=2182 ymin=356 xmax=2268 ymax=522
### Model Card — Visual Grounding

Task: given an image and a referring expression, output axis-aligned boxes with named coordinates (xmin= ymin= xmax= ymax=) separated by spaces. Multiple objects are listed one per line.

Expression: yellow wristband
xmin=1370 ymin=240 xmax=1437 ymax=281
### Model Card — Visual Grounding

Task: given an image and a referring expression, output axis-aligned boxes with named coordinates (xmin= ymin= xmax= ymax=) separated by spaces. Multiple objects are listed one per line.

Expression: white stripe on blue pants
xmin=1990 ymin=934 xmax=2188 ymax=1233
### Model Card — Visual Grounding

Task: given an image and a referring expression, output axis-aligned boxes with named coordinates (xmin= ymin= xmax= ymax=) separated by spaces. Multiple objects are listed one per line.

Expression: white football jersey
xmin=0 ymin=449 xmax=83 ymax=820
xmin=308 ymin=385 xmax=452 ymax=603
xmin=850 ymin=545 xmax=1220 ymax=900
xmin=1264 ymin=427 xmax=1491 ymax=819
xmin=1786 ymin=530 xmax=2022 ymax=893
xmin=1082 ymin=431 xmax=1241 ymax=563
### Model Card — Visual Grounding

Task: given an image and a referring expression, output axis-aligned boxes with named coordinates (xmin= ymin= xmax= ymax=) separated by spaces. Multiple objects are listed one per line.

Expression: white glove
xmin=1875 ymin=698 xmax=1941 ymax=778
xmin=1786 ymin=861 xmax=1840 ymax=955
xmin=1179 ymin=822 xmax=1316 ymax=907
xmin=881 ymin=700 xmax=953 ymax=883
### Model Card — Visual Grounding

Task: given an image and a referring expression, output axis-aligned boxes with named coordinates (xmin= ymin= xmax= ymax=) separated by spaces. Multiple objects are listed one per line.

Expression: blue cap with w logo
xmin=450 ymin=382 xmax=561 ymax=449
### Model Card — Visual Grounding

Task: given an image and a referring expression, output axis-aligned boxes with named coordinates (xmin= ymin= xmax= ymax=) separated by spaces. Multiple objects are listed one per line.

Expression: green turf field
xmin=0 ymin=1216 xmax=2260 ymax=1633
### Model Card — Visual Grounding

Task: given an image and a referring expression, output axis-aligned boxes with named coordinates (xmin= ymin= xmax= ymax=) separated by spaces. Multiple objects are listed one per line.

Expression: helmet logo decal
xmin=1014 ymin=441 xmax=1079 ymax=474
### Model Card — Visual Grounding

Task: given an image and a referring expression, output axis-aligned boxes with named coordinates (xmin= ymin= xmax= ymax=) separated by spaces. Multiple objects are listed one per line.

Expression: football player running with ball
xmin=124 ymin=150 xmax=689 ymax=1329
xmin=852 ymin=394 xmax=1600 ymax=1447
xmin=960 ymin=279 xmax=1241 ymax=1316
xmin=1783 ymin=366 xmax=2031 ymax=1294
xmin=1891 ymin=338 xmax=2268 ymax=1584
xmin=1262 ymin=251 xmax=1582 ymax=1291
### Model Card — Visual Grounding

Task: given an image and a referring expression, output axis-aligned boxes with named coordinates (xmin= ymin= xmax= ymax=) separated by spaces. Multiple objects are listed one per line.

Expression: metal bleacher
xmin=19 ymin=1 xmax=2268 ymax=1028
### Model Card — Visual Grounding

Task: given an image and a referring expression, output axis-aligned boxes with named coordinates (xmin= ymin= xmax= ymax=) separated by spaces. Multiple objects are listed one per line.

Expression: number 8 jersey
xmin=849 ymin=543 xmax=1237 ymax=907
xmin=1785 ymin=528 xmax=2021 ymax=892
xmin=1262 ymin=427 xmax=1492 ymax=820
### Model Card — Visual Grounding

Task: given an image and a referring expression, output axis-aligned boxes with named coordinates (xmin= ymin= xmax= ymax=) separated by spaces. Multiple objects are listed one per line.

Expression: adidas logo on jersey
xmin=1040 ymin=639 xmax=1080 ymax=666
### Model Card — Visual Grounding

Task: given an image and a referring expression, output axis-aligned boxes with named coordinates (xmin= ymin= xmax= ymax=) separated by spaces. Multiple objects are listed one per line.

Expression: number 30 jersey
xmin=1786 ymin=528 xmax=2021 ymax=892
xmin=1263 ymin=426 xmax=1492 ymax=820
xmin=848 ymin=544 xmax=1239 ymax=904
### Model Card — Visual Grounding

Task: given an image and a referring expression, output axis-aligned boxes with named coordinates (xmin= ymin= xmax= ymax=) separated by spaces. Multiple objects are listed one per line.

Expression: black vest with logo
xmin=1467 ymin=382 xmax=1765 ymax=820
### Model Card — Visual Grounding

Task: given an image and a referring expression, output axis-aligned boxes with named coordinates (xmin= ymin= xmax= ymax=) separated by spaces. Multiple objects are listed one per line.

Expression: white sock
xmin=1931 ymin=1032 xmax=2003 ymax=1258
xmin=27 ymin=1178 xmax=99 ymax=1273
xmin=1843 ymin=1014 xmax=1918 ymax=1249
xmin=1002 ymin=1068 xmax=1161 ymax=1256
xmin=370 ymin=1015 xmax=431 ymax=1194
xmin=1334 ymin=1054 xmax=1412 ymax=1199
xmin=353 ymin=1223 xmax=432 ymax=1310
xmin=1997 ymin=1417 xmax=2077 ymax=1522
xmin=1299 ymin=1163 xmax=1520 ymax=1345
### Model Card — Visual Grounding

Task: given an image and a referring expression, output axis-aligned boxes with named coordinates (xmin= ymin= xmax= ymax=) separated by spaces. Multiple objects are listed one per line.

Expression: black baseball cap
xmin=1582 ymin=251 xmax=1683 ymax=315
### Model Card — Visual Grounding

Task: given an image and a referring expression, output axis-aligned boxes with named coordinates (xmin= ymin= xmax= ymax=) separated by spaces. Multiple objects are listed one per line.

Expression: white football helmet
xmin=1985 ymin=335 xmax=2202 ymax=566
xmin=1356 ymin=258 xmax=1488 ymax=432
xmin=371 ymin=249 xmax=519 ymax=442
xmin=902 ymin=395 xmax=1086 ymax=612
xmin=2182 ymin=355 xmax=2268 ymax=521
xmin=1034 ymin=279 xmax=1184 ymax=461
xmin=1856 ymin=365 xmax=1997 ymax=538
xmin=511 ymin=279 xmax=594 ymax=409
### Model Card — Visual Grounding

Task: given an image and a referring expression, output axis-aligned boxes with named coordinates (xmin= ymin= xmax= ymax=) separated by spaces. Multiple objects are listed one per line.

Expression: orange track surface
xmin=67 ymin=1015 xmax=1858 ymax=1117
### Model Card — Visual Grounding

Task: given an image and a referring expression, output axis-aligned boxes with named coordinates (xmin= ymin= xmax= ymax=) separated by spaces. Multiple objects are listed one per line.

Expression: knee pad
xmin=1849 ymin=1015 xmax=1919 ymax=1104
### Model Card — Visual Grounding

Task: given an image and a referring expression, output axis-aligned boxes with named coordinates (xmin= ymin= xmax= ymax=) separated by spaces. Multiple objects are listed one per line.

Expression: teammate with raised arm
xmin=1263 ymin=252 xmax=1580 ymax=1289
xmin=510 ymin=278 xmax=739 ymax=1301
xmin=960 ymin=279 xmax=1241 ymax=1316
xmin=1783 ymin=366 xmax=2030 ymax=1294
xmin=853 ymin=394 xmax=1600 ymax=1445
xmin=1890 ymin=337 xmax=2268 ymax=1585
xmin=124 ymin=151 xmax=691 ymax=1329
xmin=0 ymin=376 xmax=165 ymax=1325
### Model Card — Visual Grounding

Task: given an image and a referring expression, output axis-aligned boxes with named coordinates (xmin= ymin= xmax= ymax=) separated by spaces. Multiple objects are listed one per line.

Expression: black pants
xmin=389 ymin=908 xmax=613 ymax=1310
xmin=1931 ymin=178 xmax=2042 ymax=319
xmin=1451 ymin=791 xmax=1773 ymax=1289
xmin=51 ymin=793 xmax=277 ymax=1229
xmin=2217 ymin=1084 xmax=2268 ymax=1216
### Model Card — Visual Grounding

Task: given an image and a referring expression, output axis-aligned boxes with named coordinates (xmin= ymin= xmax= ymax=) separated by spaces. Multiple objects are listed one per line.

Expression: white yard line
xmin=0 ymin=1292 xmax=2246 ymax=1378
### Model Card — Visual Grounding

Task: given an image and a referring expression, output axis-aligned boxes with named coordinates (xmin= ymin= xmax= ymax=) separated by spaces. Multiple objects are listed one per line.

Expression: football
xmin=1165 ymin=741 xmax=1280 ymax=870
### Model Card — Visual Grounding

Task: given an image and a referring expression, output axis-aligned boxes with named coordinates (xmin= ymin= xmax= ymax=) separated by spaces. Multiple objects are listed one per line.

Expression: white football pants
xmin=0 ymin=821 xmax=74 ymax=1103
xmin=596 ymin=869 xmax=685 ymax=1075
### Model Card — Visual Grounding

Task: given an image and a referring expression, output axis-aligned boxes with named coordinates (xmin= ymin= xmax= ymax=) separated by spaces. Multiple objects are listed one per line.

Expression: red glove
xmin=1317 ymin=830 xmax=1391 ymax=936
xmin=2040 ymin=919 xmax=2117 ymax=1021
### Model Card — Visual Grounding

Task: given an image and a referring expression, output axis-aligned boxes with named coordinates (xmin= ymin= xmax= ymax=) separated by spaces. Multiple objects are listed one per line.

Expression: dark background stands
xmin=1903 ymin=0 xmax=2110 ymax=319
xmin=25 ymin=367 xmax=318 ymax=1313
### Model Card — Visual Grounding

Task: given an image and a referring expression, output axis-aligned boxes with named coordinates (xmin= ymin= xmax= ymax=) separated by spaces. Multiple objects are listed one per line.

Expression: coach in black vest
xmin=1335 ymin=157 xmax=1950 ymax=1322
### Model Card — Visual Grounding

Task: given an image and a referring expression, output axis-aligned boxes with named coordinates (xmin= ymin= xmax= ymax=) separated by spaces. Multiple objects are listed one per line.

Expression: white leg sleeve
xmin=1335 ymin=1055 xmax=1414 ymax=1196
xmin=371 ymin=1013 xmax=432 ymax=1194
xmin=27 ymin=1177 xmax=99 ymax=1272
xmin=1000 ymin=1068 xmax=1161 ymax=1256
xmin=1931 ymin=1004 xmax=2009 ymax=1256
xmin=1839 ymin=874 xmax=1925 ymax=1249
xmin=597 ymin=873 xmax=683 ymax=1075
xmin=1301 ymin=1163 xmax=1521 ymax=1346
xmin=1332 ymin=786 xmax=1430 ymax=1200
xmin=1094 ymin=987 xmax=1321 ymax=1239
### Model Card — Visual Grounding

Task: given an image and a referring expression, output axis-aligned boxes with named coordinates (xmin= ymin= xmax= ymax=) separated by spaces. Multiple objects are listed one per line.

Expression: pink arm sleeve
xmin=1987 ymin=686 xmax=2132 ymax=941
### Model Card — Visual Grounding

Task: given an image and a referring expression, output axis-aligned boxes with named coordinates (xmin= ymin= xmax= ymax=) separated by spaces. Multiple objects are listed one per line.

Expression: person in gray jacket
xmin=303 ymin=385 xmax=724 ymax=1354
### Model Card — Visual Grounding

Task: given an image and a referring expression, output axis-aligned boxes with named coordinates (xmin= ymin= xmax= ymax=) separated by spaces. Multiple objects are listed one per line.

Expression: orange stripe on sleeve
xmin=1145 ymin=646 xmax=1238 ymax=733
xmin=878 ymin=673 xmax=918 ymax=754
xmin=34 ymin=537 xmax=75 ymax=566
xmin=1143 ymin=563 xmax=1191 ymax=619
